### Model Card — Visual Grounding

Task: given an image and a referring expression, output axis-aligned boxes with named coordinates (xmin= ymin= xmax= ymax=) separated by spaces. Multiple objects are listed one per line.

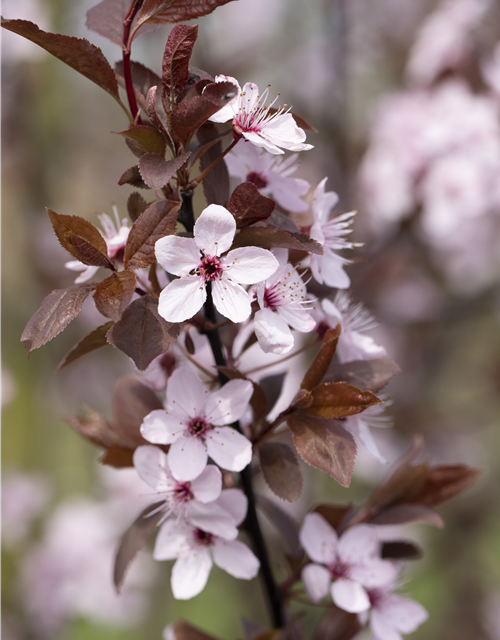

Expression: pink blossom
xmin=321 ymin=292 xmax=386 ymax=363
xmin=65 ymin=206 xmax=130 ymax=283
xmin=155 ymin=204 xmax=279 ymax=324
xmin=299 ymin=513 xmax=397 ymax=613
xmin=141 ymin=367 xmax=254 ymax=481
xmin=209 ymin=75 xmax=313 ymax=155
xmin=253 ymin=249 xmax=316 ymax=355
xmin=153 ymin=488 xmax=259 ymax=599
xmin=226 ymin=141 xmax=310 ymax=212
xmin=309 ymin=179 xmax=359 ymax=289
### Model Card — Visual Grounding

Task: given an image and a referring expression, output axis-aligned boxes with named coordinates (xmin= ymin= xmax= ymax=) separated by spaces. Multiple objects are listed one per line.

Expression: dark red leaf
xmin=367 ymin=463 xmax=429 ymax=513
xmin=115 ymin=60 xmax=161 ymax=112
xmin=161 ymin=24 xmax=198 ymax=111
xmin=65 ymin=406 xmax=118 ymax=449
xmin=86 ymin=0 xmax=130 ymax=46
xmin=300 ymin=326 xmax=341 ymax=391
xmin=124 ymin=199 xmax=181 ymax=269
xmin=287 ymin=412 xmax=357 ymax=487
xmin=381 ymin=541 xmax=423 ymax=560
xmin=113 ymin=376 xmax=163 ymax=446
xmin=259 ymin=442 xmax=303 ymax=503
xmin=314 ymin=607 xmax=361 ymax=640
xmin=127 ymin=192 xmax=149 ymax=222
xmin=134 ymin=0 xmax=237 ymax=32
xmin=408 ymin=464 xmax=481 ymax=507
xmin=323 ymin=357 xmax=402 ymax=392
xmin=114 ymin=502 xmax=164 ymax=592
xmin=57 ymin=321 xmax=113 ymax=371
xmin=100 ymin=446 xmax=136 ymax=467
xmin=107 ymin=294 xmax=180 ymax=370
xmin=21 ymin=283 xmax=95 ymax=354
xmin=93 ymin=271 xmax=137 ymax=321
xmin=306 ymin=381 xmax=382 ymax=419
xmin=232 ymin=226 xmax=323 ymax=255
xmin=138 ymin=152 xmax=190 ymax=189
xmin=197 ymin=122 xmax=230 ymax=207
xmin=115 ymin=124 xmax=167 ymax=157
xmin=171 ymin=621 xmax=221 ymax=640
xmin=313 ymin=504 xmax=353 ymax=532
xmin=47 ymin=208 xmax=113 ymax=268
xmin=1 ymin=19 xmax=120 ymax=101
xmin=118 ymin=165 xmax=150 ymax=189
xmin=228 ymin=182 xmax=275 ymax=228
xmin=369 ymin=504 xmax=444 ymax=528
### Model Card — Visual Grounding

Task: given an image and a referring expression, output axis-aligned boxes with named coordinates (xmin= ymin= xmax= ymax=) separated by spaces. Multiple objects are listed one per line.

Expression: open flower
xmin=153 ymin=488 xmax=259 ymax=600
xmin=209 ymin=75 xmax=313 ymax=155
xmin=322 ymin=292 xmax=387 ymax=363
xmin=300 ymin=513 xmax=397 ymax=613
xmin=155 ymin=204 xmax=279 ymax=324
xmin=254 ymin=249 xmax=316 ymax=355
xmin=309 ymin=179 xmax=359 ymax=289
xmin=226 ymin=141 xmax=310 ymax=212
xmin=65 ymin=206 xmax=130 ymax=283
xmin=141 ymin=367 xmax=254 ymax=481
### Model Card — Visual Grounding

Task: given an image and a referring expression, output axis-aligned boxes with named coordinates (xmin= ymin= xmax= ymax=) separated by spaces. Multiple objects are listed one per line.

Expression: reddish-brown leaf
xmin=1 ymin=19 xmax=120 ymax=101
xmin=408 ymin=464 xmax=480 ymax=507
xmin=47 ymin=209 xmax=112 ymax=268
xmin=127 ymin=192 xmax=149 ymax=222
xmin=66 ymin=406 xmax=118 ymax=449
xmin=93 ymin=271 xmax=137 ymax=321
xmin=301 ymin=325 xmax=341 ymax=391
xmin=134 ymin=0 xmax=236 ymax=32
xmin=314 ymin=607 xmax=361 ymax=640
xmin=197 ymin=122 xmax=230 ymax=207
xmin=107 ymin=294 xmax=180 ymax=370
xmin=313 ymin=503 xmax=353 ymax=532
xmin=162 ymin=24 xmax=198 ymax=111
xmin=259 ymin=442 xmax=303 ymax=503
xmin=171 ymin=81 xmax=238 ymax=146
xmin=228 ymin=182 xmax=275 ymax=228
xmin=381 ymin=541 xmax=423 ymax=560
xmin=323 ymin=357 xmax=402 ymax=392
xmin=124 ymin=199 xmax=181 ymax=269
xmin=115 ymin=125 xmax=167 ymax=158
xmin=113 ymin=376 xmax=163 ymax=447
xmin=100 ymin=446 xmax=135 ymax=467
xmin=118 ymin=166 xmax=149 ymax=189
xmin=21 ymin=283 xmax=95 ymax=354
xmin=114 ymin=502 xmax=164 ymax=592
xmin=115 ymin=60 xmax=161 ymax=112
xmin=138 ymin=152 xmax=190 ymax=189
xmin=287 ymin=412 xmax=357 ymax=487
xmin=86 ymin=0 xmax=130 ymax=46
xmin=306 ymin=381 xmax=382 ymax=420
xmin=57 ymin=321 xmax=113 ymax=371
xmin=367 ymin=463 xmax=429 ymax=512
xmin=369 ymin=504 xmax=444 ymax=528
xmin=232 ymin=226 xmax=323 ymax=255
xmin=171 ymin=621 xmax=221 ymax=640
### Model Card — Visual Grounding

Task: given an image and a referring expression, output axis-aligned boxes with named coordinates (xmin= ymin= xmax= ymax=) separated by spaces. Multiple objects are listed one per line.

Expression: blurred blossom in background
xmin=3 ymin=0 xmax=500 ymax=639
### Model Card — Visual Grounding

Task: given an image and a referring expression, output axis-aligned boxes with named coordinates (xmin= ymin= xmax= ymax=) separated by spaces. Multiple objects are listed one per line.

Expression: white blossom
xmin=155 ymin=204 xmax=279 ymax=324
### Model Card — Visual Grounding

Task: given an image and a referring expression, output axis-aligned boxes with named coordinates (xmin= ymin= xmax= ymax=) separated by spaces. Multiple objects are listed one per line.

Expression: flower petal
xmin=133 ymin=445 xmax=174 ymax=491
xmin=277 ymin=304 xmax=317 ymax=333
xmin=155 ymin=235 xmax=200 ymax=276
xmin=212 ymin=538 xmax=260 ymax=579
xmin=299 ymin=512 xmax=338 ymax=565
xmin=212 ymin=278 xmax=252 ymax=323
xmin=349 ymin=558 xmax=399 ymax=589
xmin=331 ymin=578 xmax=370 ymax=613
xmin=168 ymin=436 xmax=208 ymax=482
xmin=153 ymin=518 xmax=191 ymax=560
xmin=166 ymin=367 xmax=207 ymax=420
xmin=158 ymin=276 xmax=207 ymax=323
xmin=223 ymin=247 xmax=279 ymax=284
xmin=344 ymin=416 xmax=387 ymax=463
xmin=215 ymin=488 xmax=248 ymax=527
xmin=204 ymin=379 xmax=253 ymax=426
xmin=194 ymin=205 xmax=236 ymax=256
xmin=379 ymin=595 xmax=428 ymax=633
xmin=370 ymin=609 xmax=403 ymax=640
xmin=254 ymin=308 xmax=294 ymax=355
xmin=206 ymin=427 xmax=253 ymax=472
xmin=171 ymin=547 xmax=213 ymax=599
xmin=242 ymin=130 xmax=284 ymax=155
xmin=301 ymin=563 xmax=332 ymax=603
xmin=187 ymin=502 xmax=238 ymax=540
xmin=190 ymin=465 xmax=222 ymax=503
xmin=141 ymin=409 xmax=180 ymax=445
xmin=338 ymin=525 xmax=379 ymax=563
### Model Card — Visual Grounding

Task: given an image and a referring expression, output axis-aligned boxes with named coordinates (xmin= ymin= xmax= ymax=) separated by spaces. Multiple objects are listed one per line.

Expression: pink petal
xmin=153 ymin=519 xmax=191 ymax=560
xmin=301 ymin=563 xmax=331 ymax=603
xmin=299 ymin=512 xmax=338 ymax=565
xmin=215 ymin=488 xmax=248 ymax=527
xmin=312 ymin=178 xmax=339 ymax=223
xmin=167 ymin=367 xmax=207 ymax=420
xmin=331 ymin=578 xmax=370 ymax=613
xmin=223 ymin=247 xmax=279 ymax=284
xmin=212 ymin=278 xmax=252 ymax=323
xmin=349 ymin=558 xmax=399 ymax=589
xmin=194 ymin=205 xmax=236 ymax=256
xmin=158 ymin=276 xmax=206 ymax=323
xmin=155 ymin=235 xmax=200 ymax=276
xmin=338 ymin=525 xmax=379 ymax=563
xmin=141 ymin=409 xmax=180 ymax=445
xmin=242 ymin=130 xmax=284 ymax=155
xmin=212 ymin=538 xmax=260 ymax=579
xmin=190 ymin=465 xmax=222 ymax=503
xmin=277 ymin=305 xmax=316 ymax=333
xmin=344 ymin=416 xmax=387 ymax=464
xmin=312 ymin=251 xmax=351 ymax=289
xmin=378 ymin=595 xmax=428 ymax=634
xmin=171 ymin=547 xmax=213 ymax=599
xmin=204 ymin=379 xmax=253 ymax=426
xmin=168 ymin=436 xmax=208 ymax=482
xmin=240 ymin=82 xmax=260 ymax=113
xmin=254 ymin=308 xmax=294 ymax=355
xmin=370 ymin=609 xmax=403 ymax=640
xmin=133 ymin=445 xmax=174 ymax=491
xmin=205 ymin=427 xmax=252 ymax=472
xmin=187 ymin=502 xmax=238 ymax=540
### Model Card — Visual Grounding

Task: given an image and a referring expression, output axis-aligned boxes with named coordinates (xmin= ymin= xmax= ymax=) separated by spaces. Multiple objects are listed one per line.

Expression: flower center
xmin=263 ymin=284 xmax=282 ymax=310
xmin=329 ymin=560 xmax=349 ymax=579
xmin=246 ymin=171 xmax=268 ymax=189
xmin=198 ymin=256 xmax=224 ymax=283
xmin=187 ymin=416 xmax=211 ymax=438
xmin=368 ymin=588 xmax=384 ymax=608
xmin=172 ymin=481 xmax=193 ymax=505
xmin=193 ymin=528 xmax=214 ymax=547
